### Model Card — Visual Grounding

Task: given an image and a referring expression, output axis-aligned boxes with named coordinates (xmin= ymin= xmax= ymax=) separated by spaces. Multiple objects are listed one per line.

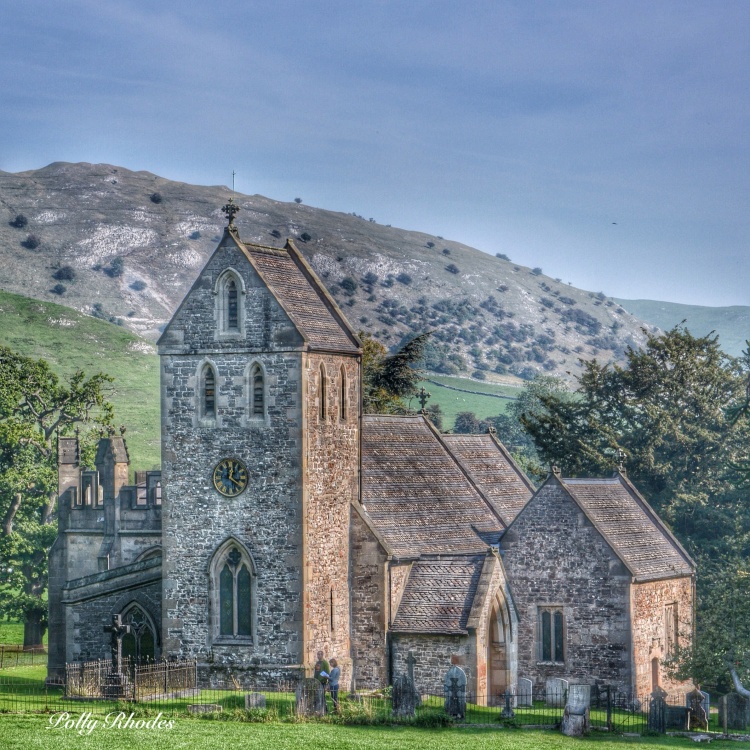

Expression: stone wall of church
xmin=391 ymin=633 xmax=474 ymax=697
xmin=500 ymin=478 xmax=633 ymax=691
xmin=349 ymin=505 xmax=389 ymax=689
xmin=631 ymin=576 xmax=694 ymax=697
xmin=302 ymin=351 xmax=360 ymax=687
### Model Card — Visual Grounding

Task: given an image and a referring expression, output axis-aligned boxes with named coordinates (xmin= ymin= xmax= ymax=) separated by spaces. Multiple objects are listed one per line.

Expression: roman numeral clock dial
xmin=212 ymin=458 xmax=248 ymax=497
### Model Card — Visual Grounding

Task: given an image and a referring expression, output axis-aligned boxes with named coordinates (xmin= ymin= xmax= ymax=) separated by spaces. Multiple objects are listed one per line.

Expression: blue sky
xmin=1 ymin=1 xmax=748 ymax=306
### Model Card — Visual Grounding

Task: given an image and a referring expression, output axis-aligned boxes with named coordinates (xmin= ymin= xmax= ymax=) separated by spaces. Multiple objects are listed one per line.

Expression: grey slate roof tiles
xmin=561 ymin=476 xmax=694 ymax=581
xmin=361 ymin=415 xmax=504 ymax=557
xmin=390 ymin=554 xmax=486 ymax=634
xmin=244 ymin=244 xmax=358 ymax=353
xmin=442 ymin=434 xmax=534 ymax=524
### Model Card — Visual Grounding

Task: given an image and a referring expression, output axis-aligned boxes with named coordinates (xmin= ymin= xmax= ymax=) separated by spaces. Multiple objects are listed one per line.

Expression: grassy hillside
xmin=0 ymin=290 xmax=160 ymax=471
xmin=614 ymin=298 xmax=750 ymax=358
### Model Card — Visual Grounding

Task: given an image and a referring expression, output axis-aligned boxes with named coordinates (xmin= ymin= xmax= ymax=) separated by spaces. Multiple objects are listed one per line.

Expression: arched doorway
xmin=487 ymin=597 xmax=511 ymax=705
xmin=120 ymin=604 xmax=157 ymax=664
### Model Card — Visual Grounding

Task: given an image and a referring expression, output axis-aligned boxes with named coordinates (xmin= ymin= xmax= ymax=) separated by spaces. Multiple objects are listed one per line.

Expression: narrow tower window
xmin=217 ymin=546 xmax=253 ymax=638
xmin=203 ymin=366 xmax=216 ymax=419
xmin=226 ymin=278 xmax=238 ymax=330
xmin=319 ymin=364 xmax=327 ymax=420
xmin=251 ymin=364 xmax=264 ymax=418
xmin=339 ymin=366 xmax=347 ymax=421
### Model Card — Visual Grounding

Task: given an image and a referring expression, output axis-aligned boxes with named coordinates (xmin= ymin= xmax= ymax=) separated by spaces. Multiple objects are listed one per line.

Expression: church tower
xmin=158 ymin=201 xmax=361 ymax=685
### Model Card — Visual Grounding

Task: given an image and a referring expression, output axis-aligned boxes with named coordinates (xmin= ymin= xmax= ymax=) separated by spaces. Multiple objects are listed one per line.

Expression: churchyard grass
xmin=0 ymin=714 xmax=742 ymax=750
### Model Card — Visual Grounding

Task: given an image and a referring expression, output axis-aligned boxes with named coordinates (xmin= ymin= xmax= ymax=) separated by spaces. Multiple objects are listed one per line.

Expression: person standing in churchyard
xmin=328 ymin=658 xmax=341 ymax=712
xmin=314 ymin=650 xmax=330 ymax=686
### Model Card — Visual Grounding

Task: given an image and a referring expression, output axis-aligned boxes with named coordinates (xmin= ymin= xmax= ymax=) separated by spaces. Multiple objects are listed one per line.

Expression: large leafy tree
xmin=0 ymin=347 xmax=113 ymax=648
xmin=519 ymin=327 xmax=750 ymax=688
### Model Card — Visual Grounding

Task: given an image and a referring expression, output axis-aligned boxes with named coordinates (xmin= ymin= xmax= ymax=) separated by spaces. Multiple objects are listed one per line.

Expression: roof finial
xmin=417 ymin=386 xmax=431 ymax=415
xmin=616 ymin=448 xmax=627 ymax=474
xmin=551 ymin=465 xmax=561 ymax=477
xmin=222 ymin=197 xmax=240 ymax=229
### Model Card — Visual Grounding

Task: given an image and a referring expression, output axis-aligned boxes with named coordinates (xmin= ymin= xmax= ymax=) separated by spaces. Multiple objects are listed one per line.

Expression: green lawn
xmin=0 ymin=714 xmax=740 ymax=750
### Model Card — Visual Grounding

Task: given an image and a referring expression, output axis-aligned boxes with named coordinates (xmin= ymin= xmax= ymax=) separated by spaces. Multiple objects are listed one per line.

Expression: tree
xmin=361 ymin=332 xmax=430 ymax=414
xmin=9 ymin=214 xmax=27 ymax=229
xmin=0 ymin=347 xmax=113 ymax=647
xmin=454 ymin=412 xmax=486 ymax=434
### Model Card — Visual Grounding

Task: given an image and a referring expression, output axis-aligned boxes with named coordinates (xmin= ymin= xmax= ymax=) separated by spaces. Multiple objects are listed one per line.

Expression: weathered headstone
xmin=501 ymin=689 xmax=516 ymax=719
xmin=295 ymin=678 xmax=326 ymax=716
xmin=648 ymin=687 xmax=668 ymax=733
xmin=719 ymin=692 xmax=749 ymax=731
xmin=545 ymin=677 xmax=568 ymax=707
xmin=561 ymin=684 xmax=590 ymax=737
xmin=392 ymin=674 xmax=417 ymax=717
xmin=517 ymin=677 xmax=533 ymax=707
xmin=443 ymin=665 xmax=467 ymax=720
xmin=665 ymin=705 xmax=689 ymax=730
xmin=245 ymin=692 xmax=267 ymax=710
xmin=686 ymin=688 xmax=708 ymax=730
xmin=188 ymin=703 xmax=222 ymax=714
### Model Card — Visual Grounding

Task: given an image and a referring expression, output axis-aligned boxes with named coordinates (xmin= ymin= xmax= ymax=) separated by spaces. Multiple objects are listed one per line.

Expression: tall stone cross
xmin=406 ymin=650 xmax=417 ymax=684
xmin=104 ymin=614 xmax=131 ymax=674
xmin=417 ymin=387 xmax=431 ymax=415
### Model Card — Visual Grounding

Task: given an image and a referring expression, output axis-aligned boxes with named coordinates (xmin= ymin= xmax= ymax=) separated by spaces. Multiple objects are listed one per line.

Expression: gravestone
xmin=545 ymin=677 xmax=568 ymax=707
xmin=295 ymin=678 xmax=326 ymax=716
xmin=665 ymin=705 xmax=689 ymax=730
xmin=648 ymin=687 xmax=668 ymax=733
xmin=392 ymin=674 xmax=417 ymax=717
xmin=501 ymin=689 xmax=515 ymax=719
xmin=245 ymin=692 xmax=267 ymax=710
xmin=102 ymin=614 xmax=131 ymax=699
xmin=188 ymin=703 xmax=222 ymax=714
xmin=443 ymin=665 xmax=467 ymax=720
xmin=517 ymin=677 xmax=533 ymax=707
xmin=719 ymin=692 xmax=749 ymax=731
xmin=686 ymin=688 xmax=708 ymax=731
xmin=561 ymin=684 xmax=591 ymax=737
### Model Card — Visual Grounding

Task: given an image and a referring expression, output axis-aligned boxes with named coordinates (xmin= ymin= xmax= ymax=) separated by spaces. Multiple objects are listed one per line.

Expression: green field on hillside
xmin=418 ymin=375 xmax=520 ymax=428
xmin=0 ymin=290 xmax=160 ymax=472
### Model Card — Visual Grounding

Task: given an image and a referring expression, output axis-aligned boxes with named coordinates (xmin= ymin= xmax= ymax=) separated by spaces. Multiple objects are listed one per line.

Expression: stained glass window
xmin=218 ymin=548 xmax=253 ymax=639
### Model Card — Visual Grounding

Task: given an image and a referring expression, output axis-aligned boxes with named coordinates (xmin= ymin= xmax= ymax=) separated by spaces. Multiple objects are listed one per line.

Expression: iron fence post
xmin=606 ymin=685 xmax=612 ymax=731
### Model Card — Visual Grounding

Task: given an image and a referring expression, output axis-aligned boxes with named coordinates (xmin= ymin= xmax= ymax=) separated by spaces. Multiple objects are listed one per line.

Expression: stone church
xmin=47 ymin=205 xmax=695 ymax=701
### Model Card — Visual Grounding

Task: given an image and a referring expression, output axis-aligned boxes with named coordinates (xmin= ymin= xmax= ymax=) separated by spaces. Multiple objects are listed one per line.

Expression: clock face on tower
xmin=212 ymin=458 xmax=248 ymax=497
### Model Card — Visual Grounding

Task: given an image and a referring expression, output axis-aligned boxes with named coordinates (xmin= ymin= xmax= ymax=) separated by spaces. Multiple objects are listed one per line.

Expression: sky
xmin=1 ymin=1 xmax=748 ymax=307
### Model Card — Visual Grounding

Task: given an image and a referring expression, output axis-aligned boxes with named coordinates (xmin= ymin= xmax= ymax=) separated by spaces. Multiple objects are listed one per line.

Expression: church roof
xmin=441 ymin=433 xmax=534 ymax=524
xmin=390 ymin=554 xmax=486 ymax=634
xmin=361 ymin=415 xmax=504 ymax=556
xmin=242 ymin=240 xmax=359 ymax=354
xmin=559 ymin=475 xmax=694 ymax=582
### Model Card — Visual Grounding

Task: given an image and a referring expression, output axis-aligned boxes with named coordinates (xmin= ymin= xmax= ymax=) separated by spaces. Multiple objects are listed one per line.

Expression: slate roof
xmin=442 ymin=434 xmax=534 ymax=524
xmin=243 ymin=241 xmax=359 ymax=354
xmin=561 ymin=475 xmax=694 ymax=582
xmin=361 ymin=415 xmax=504 ymax=556
xmin=390 ymin=554 xmax=486 ymax=634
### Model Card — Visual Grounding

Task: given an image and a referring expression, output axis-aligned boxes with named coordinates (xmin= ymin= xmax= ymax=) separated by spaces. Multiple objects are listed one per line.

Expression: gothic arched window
xmin=202 ymin=365 xmax=216 ymax=419
xmin=319 ymin=364 xmax=327 ymax=421
xmin=210 ymin=541 xmax=256 ymax=641
xmin=226 ymin=278 xmax=238 ymax=331
xmin=339 ymin=366 xmax=347 ymax=421
xmin=215 ymin=270 xmax=244 ymax=336
xmin=251 ymin=364 xmax=264 ymax=418
xmin=120 ymin=604 xmax=157 ymax=664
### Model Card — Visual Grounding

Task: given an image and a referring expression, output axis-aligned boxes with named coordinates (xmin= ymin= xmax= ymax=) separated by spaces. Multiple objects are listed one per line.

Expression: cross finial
xmin=222 ymin=197 xmax=240 ymax=228
xmin=616 ymin=448 xmax=627 ymax=474
xmin=417 ymin=386 xmax=431 ymax=414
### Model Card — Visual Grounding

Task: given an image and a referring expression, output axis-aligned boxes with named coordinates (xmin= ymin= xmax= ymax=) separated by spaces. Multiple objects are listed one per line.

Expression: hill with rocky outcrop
xmin=0 ymin=162 xmax=652 ymax=383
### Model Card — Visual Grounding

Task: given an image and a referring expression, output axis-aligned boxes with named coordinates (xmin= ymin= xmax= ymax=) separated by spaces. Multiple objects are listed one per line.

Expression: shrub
xmin=442 ymin=248 xmax=450 ymax=255
xmin=445 ymin=263 xmax=460 ymax=274
xmin=130 ymin=280 xmax=147 ymax=292
xmin=472 ymin=369 xmax=487 ymax=380
xmin=540 ymin=297 xmax=555 ymax=309
xmin=22 ymin=234 xmax=40 ymax=249
xmin=340 ymin=277 xmax=358 ymax=295
xmin=300 ymin=232 xmax=312 ymax=242
xmin=189 ymin=230 xmax=201 ymax=240
xmin=362 ymin=271 xmax=378 ymax=286
xmin=9 ymin=213 xmax=27 ymax=228
xmin=396 ymin=272 xmax=412 ymax=285
xmin=294 ymin=197 xmax=302 ymax=204
xmin=53 ymin=266 xmax=76 ymax=281
xmin=150 ymin=192 xmax=162 ymax=204
xmin=426 ymin=241 xmax=435 ymax=248
xmin=50 ymin=283 xmax=66 ymax=295
xmin=270 ymin=229 xmax=281 ymax=238
xmin=495 ymin=252 xmax=510 ymax=261
xmin=531 ymin=267 xmax=543 ymax=275
xmin=105 ymin=258 xmax=125 ymax=278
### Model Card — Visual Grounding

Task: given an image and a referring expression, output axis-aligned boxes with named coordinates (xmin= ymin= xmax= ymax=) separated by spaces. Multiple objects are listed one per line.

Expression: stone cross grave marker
xmin=545 ymin=677 xmax=568 ymax=707
xmin=686 ymin=688 xmax=709 ymax=731
xmin=443 ymin=664 xmax=466 ymax=720
xmin=393 ymin=651 xmax=418 ymax=718
xmin=517 ymin=677 xmax=533 ymax=707
xmin=719 ymin=692 xmax=749 ymax=732
xmin=103 ymin=614 xmax=130 ymax=674
xmin=648 ymin=686 xmax=668 ymax=734
xmin=501 ymin=688 xmax=516 ymax=719
xmin=295 ymin=678 xmax=325 ymax=716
